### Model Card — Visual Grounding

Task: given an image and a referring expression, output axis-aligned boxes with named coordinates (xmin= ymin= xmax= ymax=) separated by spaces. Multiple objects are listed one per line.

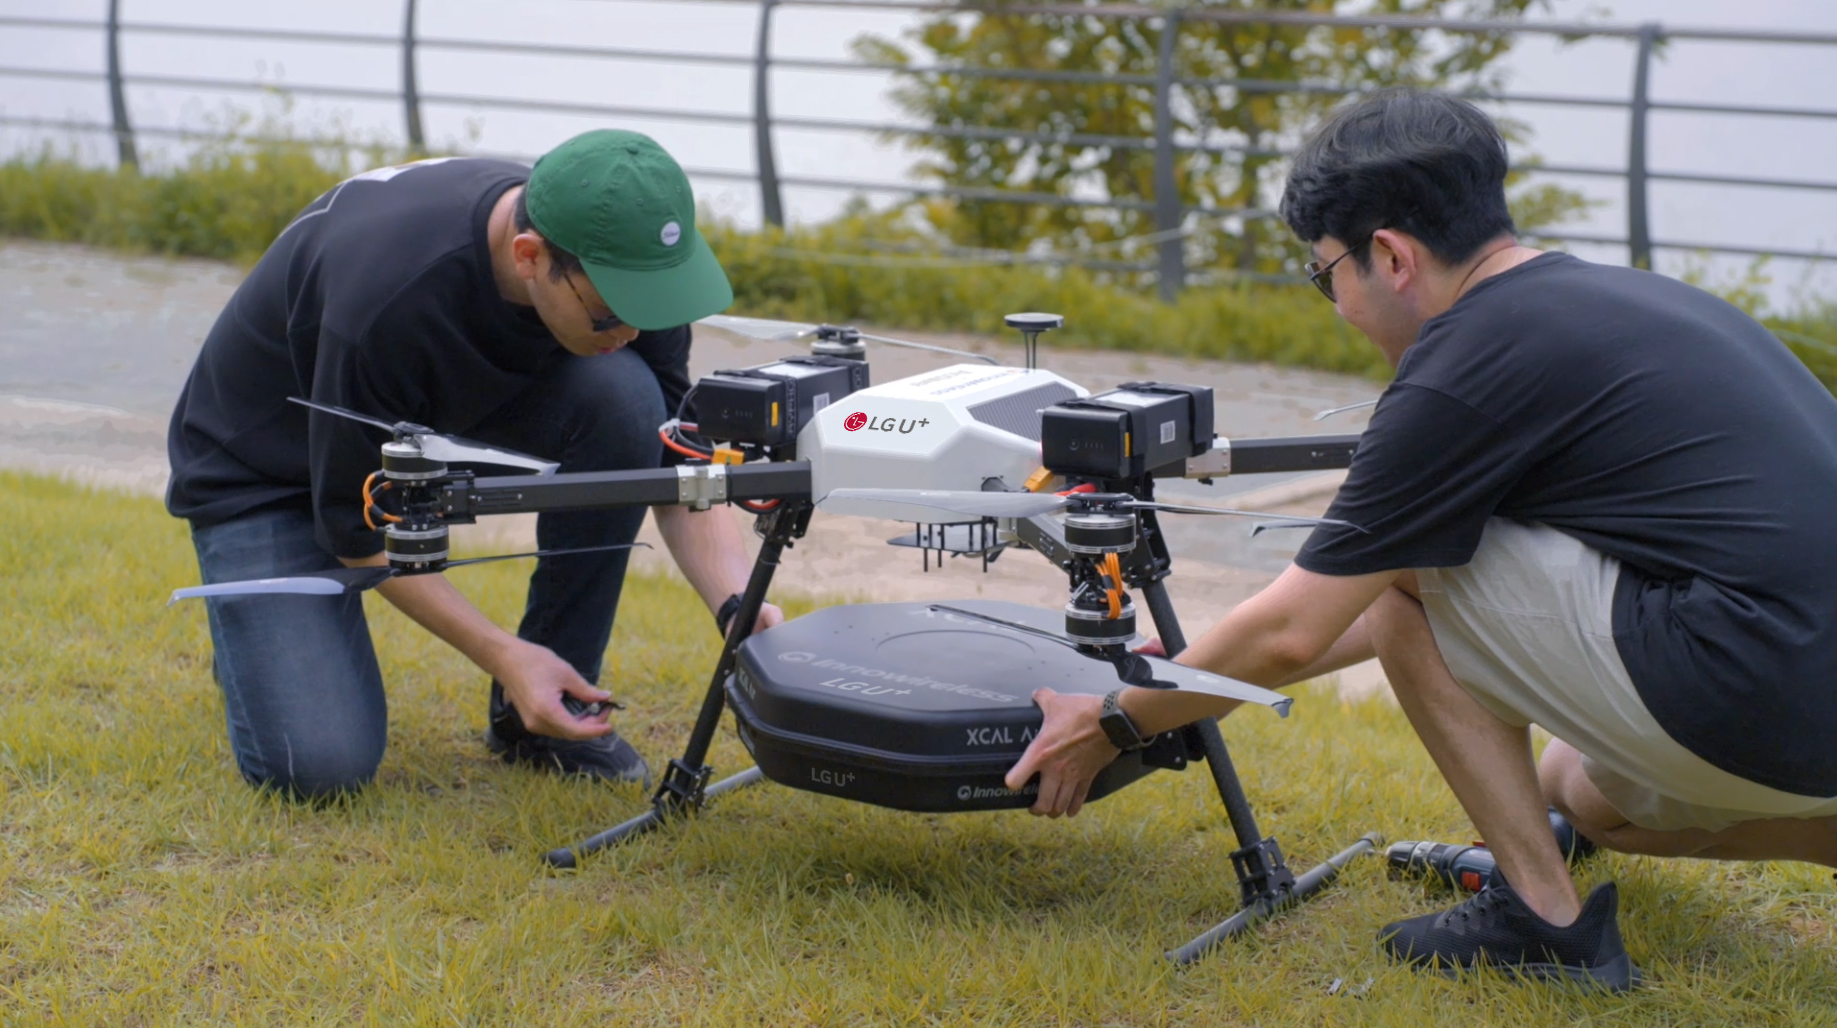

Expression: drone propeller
xmin=822 ymin=488 xmax=1362 ymax=532
xmin=928 ymin=605 xmax=1291 ymax=714
xmin=697 ymin=314 xmax=999 ymax=366
xmin=1313 ymin=398 xmax=1379 ymax=422
xmin=289 ymin=397 xmax=561 ymax=475
xmin=167 ymin=542 xmax=650 ymax=605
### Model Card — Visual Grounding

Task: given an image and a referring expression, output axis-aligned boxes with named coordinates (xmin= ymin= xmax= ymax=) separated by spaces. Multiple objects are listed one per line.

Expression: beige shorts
xmin=1417 ymin=518 xmax=1837 ymax=833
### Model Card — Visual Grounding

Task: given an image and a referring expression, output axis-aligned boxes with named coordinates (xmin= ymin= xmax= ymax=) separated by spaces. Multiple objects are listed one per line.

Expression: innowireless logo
xmin=843 ymin=411 xmax=932 ymax=434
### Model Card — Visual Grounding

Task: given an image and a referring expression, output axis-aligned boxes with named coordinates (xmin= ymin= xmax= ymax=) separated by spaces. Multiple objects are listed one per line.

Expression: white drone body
xmin=799 ymin=363 xmax=1087 ymax=525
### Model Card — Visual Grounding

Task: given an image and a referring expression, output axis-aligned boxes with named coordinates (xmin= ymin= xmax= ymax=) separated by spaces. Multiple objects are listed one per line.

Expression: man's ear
xmin=510 ymin=232 xmax=545 ymax=282
xmin=1368 ymin=228 xmax=1423 ymax=293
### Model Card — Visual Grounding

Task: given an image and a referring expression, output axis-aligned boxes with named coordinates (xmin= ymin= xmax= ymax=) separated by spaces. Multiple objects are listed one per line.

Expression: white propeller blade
xmin=414 ymin=436 xmax=558 ymax=475
xmin=1136 ymin=500 xmax=1358 ymax=530
xmin=928 ymin=604 xmax=1291 ymax=714
xmin=1139 ymin=657 xmax=1293 ymax=716
xmin=697 ymin=314 xmax=819 ymax=343
xmin=699 ymin=316 xmax=997 ymax=365
xmin=1313 ymin=398 xmax=1378 ymax=421
xmin=824 ymin=488 xmax=1070 ymax=519
xmin=288 ymin=396 xmax=559 ymax=475
xmin=169 ymin=577 xmax=347 ymax=604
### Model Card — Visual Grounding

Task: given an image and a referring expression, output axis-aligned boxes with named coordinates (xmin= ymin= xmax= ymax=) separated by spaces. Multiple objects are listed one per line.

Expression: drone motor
xmin=375 ymin=439 xmax=454 ymax=572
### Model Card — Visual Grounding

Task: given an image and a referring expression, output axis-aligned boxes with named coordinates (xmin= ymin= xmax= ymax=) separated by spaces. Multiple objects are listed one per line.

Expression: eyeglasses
xmin=564 ymin=274 xmax=626 ymax=333
xmin=1304 ymin=237 xmax=1372 ymax=303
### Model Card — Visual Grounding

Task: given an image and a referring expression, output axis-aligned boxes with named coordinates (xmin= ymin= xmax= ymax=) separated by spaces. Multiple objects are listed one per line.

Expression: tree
xmin=854 ymin=0 xmax=1587 ymax=280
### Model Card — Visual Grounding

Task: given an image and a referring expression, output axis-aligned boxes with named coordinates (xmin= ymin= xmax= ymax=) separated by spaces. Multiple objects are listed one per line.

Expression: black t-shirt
xmin=166 ymin=157 xmax=693 ymax=559
xmin=1299 ymin=253 xmax=1837 ymax=797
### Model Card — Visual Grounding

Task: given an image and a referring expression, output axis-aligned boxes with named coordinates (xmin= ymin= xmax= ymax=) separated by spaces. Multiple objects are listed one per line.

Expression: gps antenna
xmin=1004 ymin=312 xmax=1063 ymax=370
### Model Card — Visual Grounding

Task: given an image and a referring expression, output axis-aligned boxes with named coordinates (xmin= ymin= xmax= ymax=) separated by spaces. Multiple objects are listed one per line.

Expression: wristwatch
xmin=715 ymin=592 xmax=744 ymax=635
xmin=1098 ymin=688 xmax=1150 ymax=752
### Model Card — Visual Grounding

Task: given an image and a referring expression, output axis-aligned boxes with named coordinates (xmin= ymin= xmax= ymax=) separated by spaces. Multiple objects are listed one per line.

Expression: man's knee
xmin=236 ymin=728 xmax=383 ymax=802
xmin=1538 ymin=738 xmax=1627 ymax=844
xmin=1364 ymin=583 xmax=1431 ymax=680
xmin=550 ymin=351 xmax=667 ymax=470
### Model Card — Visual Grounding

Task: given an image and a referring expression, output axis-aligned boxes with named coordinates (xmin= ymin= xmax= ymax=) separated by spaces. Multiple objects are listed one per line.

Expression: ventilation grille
xmin=966 ymin=382 xmax=1078 ymax=441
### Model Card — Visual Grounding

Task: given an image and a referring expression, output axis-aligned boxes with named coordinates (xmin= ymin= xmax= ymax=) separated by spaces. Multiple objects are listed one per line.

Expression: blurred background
xmin=1 ymin=0 xmax=1833 ymax=313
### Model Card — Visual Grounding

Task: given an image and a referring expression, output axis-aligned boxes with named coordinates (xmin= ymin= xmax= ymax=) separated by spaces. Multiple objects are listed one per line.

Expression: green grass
xmin=3 ymin=471 xmax=1836 ymax=1024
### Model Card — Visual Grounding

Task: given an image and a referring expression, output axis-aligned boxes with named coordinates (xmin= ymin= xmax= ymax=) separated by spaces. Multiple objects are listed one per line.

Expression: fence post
xmin=1153 ymin=10 xmax=1185 ymax=302
xmin=754 ymin=0 xmax=785 ymax=227
xmin=402 ymin=0 xmax=426 ymax=153
xmin=105 ymin=0 xmax=138 ymax=169
xmin=1626 ymin=22 xmax=1660 ymax=270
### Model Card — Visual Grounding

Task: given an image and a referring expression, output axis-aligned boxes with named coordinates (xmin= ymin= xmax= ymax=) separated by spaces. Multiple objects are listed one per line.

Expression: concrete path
xmin=0 ymin=239 xmax=1391 ymax=699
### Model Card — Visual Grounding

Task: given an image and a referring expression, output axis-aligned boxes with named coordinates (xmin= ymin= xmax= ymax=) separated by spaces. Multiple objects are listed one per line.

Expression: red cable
xmin=659 ymin=425 xmax=714 ymax=461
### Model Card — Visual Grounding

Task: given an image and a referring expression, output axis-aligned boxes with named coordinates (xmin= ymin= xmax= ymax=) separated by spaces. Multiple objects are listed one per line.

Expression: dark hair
xmin=512 ymin=187 xmax=585 ymax=283
xmin=1279 ymin=89 xmax=1515 ymax=269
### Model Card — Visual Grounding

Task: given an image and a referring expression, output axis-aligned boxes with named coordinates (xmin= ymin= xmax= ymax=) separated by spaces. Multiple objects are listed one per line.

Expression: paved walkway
xmin=0 ymin=239 xmax=1390 ymax=698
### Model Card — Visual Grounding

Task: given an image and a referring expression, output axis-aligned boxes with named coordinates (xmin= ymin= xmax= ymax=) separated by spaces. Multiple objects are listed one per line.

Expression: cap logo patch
xmin=660 ymin=221 xmax=682 ymax=247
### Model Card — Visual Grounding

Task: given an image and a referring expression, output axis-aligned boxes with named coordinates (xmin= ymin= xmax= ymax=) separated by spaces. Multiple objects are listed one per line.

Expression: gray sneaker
xmin=484 ymin=682 xmax=651 ymax=787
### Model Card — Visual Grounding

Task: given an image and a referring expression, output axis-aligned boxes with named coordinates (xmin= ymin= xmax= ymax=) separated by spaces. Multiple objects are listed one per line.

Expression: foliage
xmin=707 ymin=213 xmax=1388 ymax=377
xmin=854 ymin=0 xmax=1585 ymax=276
xmin=3 ymin=471 xmax=1836 ymax=1023
xmin=0 ymin=138 xmax=357 ymax=265
xmin=1 ymin=145 xmax=1832 ymax=391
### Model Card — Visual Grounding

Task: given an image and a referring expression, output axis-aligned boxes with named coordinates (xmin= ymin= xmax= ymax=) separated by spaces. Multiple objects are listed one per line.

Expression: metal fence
xmin=2 ymin=0 xmax=1835 ymax=299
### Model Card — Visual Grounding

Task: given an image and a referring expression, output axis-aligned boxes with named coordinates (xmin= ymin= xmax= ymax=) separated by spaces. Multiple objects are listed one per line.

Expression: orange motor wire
xmin=360 ymin=472 xmax=402 ymax=531
xmin=1102 ymin=552 xmax=1124 ymax=619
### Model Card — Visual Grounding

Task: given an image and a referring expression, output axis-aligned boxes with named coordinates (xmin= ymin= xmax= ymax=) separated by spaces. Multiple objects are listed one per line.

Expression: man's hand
xmin=1004 ymin=688 xmax=1118 ymax=818
xmin=494 ymin=639 xmax=616 ymax=741
xmin=750 ymin=602 xmax=786 ymax=636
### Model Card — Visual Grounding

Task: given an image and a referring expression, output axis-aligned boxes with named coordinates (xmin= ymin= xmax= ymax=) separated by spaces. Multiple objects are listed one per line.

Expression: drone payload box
xmin=1040 ymin=383 xmax=1216 ymax=481
xmin=727 ymin=601 xmax=1168 ymax=811
xmin=726 ymin=600 xmax=1291 ymax=812
xmin=804 ymin=364 xmax=1088 ymax=524
xmin=693 ymin=355 xmax=869 ymax=449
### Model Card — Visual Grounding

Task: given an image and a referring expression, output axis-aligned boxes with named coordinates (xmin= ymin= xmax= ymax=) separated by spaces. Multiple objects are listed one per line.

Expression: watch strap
xmin=715 ymin=592 xmax=744 ymax=635
xmin=1099 ymin=688 xmax=1149 ymax=752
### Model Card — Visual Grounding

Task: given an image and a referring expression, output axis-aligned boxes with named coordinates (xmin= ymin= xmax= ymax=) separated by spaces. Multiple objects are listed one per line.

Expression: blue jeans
xmin=190 ymin=348 xmax=665 ymax=799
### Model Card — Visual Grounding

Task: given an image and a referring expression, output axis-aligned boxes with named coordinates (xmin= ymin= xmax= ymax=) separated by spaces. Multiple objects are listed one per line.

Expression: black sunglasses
xmin=564 ymin=274 xmax=627 ymax=333
xmin=1304 ymin=236 xmax=1373 ymax=303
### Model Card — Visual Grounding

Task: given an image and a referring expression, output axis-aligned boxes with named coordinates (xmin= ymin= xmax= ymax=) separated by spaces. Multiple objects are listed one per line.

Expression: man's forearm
xmin=1122 ymin=568 xmax=1395 ymax=737
xmin=341 ymin=554 xmax=519 ymax=679
xmin=651 ymin=504 xmax=756 ymax=612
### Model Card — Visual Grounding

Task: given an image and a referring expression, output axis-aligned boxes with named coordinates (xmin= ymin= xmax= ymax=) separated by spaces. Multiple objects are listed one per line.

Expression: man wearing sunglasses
xmin=167 ymin=129 xmax=782 ymax=799
xmin=1009 ymin=90 xmax=1837 ymax=991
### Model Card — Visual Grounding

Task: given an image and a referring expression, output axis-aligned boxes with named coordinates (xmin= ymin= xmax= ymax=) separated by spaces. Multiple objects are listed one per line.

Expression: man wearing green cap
xmin=167 ymin=130 xmax=781 ymax=799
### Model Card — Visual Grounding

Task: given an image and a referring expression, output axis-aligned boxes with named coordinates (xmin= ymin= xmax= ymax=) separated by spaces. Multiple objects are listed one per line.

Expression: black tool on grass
xmin=1387 ymin=809 xmax=1599 ymax=892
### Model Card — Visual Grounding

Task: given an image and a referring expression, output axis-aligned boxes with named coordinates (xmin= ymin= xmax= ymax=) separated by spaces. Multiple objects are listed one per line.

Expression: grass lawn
xmin=2 ymin=470 xmax=1834 ymax=1025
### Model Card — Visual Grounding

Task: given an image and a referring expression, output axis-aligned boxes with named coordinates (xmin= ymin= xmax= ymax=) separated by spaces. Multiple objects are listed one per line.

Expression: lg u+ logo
xmin=843 ymin=411 xmax=930 ymax=434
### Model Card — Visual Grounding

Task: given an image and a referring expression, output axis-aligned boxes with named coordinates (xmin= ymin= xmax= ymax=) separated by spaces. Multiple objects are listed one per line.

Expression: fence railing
xmin=2 ymin=0 xmax=1835 ymax=299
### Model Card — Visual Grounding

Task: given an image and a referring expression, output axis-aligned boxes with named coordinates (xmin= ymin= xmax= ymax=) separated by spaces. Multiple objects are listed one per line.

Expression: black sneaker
xmin=1380 ymin=881 xmax=1641 ymax=992
xmin=484 ymin=682 xmax=651 ymax=787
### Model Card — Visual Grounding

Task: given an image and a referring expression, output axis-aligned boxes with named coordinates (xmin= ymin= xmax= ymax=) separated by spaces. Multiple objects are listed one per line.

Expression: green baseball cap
xmin=524 ymin=129 xmax=733 ymax=331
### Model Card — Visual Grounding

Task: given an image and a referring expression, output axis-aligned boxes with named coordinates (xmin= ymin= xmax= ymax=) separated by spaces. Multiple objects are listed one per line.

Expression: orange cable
xmin=1102 ymin=552 xmax=1124 ymax=619
xmin=361 ymin=472 xmax=402 ymax=531
xmin=659 ymin=425 xmax=714 ymax=461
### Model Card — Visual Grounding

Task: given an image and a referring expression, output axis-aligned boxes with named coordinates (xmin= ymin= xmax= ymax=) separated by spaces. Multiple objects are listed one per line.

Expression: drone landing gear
xmin=543 ymin=501 xmax=813 ymax=869
xmin=1129 ymin=526 xmax=1381 ymax=964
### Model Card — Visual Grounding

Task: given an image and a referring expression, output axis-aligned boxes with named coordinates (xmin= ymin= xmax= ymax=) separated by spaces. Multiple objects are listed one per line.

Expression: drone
xmin=170 ymin=311 xmax=1375 ymax=964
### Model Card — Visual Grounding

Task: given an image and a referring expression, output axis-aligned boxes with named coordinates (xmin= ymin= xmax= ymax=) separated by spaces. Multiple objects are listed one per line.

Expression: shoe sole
xmin=1425 ymin=951 xmax=1643 ymax=994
